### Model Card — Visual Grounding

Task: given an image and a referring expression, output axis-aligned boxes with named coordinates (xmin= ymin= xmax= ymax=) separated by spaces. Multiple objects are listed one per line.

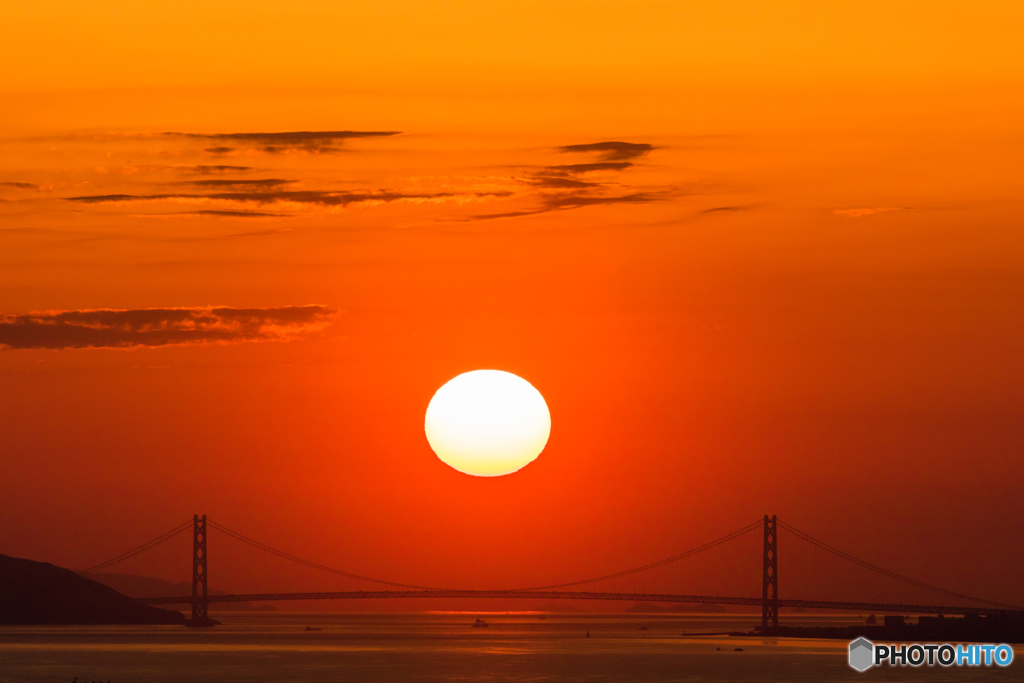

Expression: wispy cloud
xmin=37 ymin=132 xmax=677 ymax=228
xmin=469 ymin=191 xmax=663 ymax=221
xmin=177 ymin=179 xmax=294 ymax=190
xmin=0 ymin=181 xmax=39 ymax=190
xmin=96 ymin=165 xmax=257 ymax=176
xmin=0 ymin=305 xmax=335 ymax=350
xmin=543 ymin=162 xmax=634 ymax=175
xmin=66 ymin=189 xmax=506 ymax=208
xmin=179 ymin=210 xmax=288 ymax=218
xmin=169 ymin=130 xmax=401 ymax=155
xmin=522 ymin=176 xmax=600 ymax=189
xmin=177 ymin=165 xmax=254 ymax=175
xmin=169 ymin=227 xmax=293 ymax=242
xmin=209 ymin=228 xmax=291 ymax=239
xmin=133 ymin=210 xmax=289 ymax=219
xmin=543 ymin=192 xmax=661 ymax=210
xmin=833 ymin=207 xmax=906 ymax=217
xmin=65 ymin=194 xmax=144 ymax=204
xmin=700 ymin=205 xmax=755 ymax=214
xmin=558 ymin=141 xmax=655 ymax=161
xmin=478 ymin=145 xmax=658 ymax=220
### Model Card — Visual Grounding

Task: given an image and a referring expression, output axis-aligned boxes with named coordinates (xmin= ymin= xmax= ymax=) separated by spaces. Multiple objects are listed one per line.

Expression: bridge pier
xmin=762 ymin=514 xmax=778 ymax=629
xmin=186 ymin=514 xmax=215 ymax=627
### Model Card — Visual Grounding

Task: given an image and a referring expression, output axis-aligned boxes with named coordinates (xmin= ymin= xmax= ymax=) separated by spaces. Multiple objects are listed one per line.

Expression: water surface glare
xmin=0 ymin=613 xmax=1017 ymax=682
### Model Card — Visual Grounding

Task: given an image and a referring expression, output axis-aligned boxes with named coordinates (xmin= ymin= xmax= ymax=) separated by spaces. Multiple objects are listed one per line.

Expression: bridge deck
xmin=136 ymin=590 xmax=1017 ymax=616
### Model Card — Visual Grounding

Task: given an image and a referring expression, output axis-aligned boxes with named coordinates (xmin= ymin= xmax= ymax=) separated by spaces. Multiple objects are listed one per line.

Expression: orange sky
xmin=1 ymin=2 xmax=1023 ymax=606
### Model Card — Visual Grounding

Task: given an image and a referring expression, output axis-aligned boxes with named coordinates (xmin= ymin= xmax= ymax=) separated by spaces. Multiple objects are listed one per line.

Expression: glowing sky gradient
xmin=1 ymin=1 xmax=1022 ymax=606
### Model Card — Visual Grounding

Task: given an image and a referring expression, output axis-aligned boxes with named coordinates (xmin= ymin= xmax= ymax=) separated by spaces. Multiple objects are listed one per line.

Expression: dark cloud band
xmin=176 ymin=210 xmax=286 ymax=218
xmin=0 ymin=306 xmax=335 ymax=350
xmin=169 ymin=130 xmax=401 ymax=155
xmin=558 ymin=141 xmax=655 ymax=161
xmin=178 ymin=165 xmax=254 ymax=175
xmin=523 ymin=176 xmax=599 ymax=189
xmin=65 ymin=190 xmax=506 ymax=207
xmin=178 ymin=179 xmax=294 ymax=189
xmin=469 ymin=191 xmax=663 ymax=221
xmin=171 ymin=130 xmax=400 ymax=143
xmin=544 ymin=162 xmax=634 ymax=175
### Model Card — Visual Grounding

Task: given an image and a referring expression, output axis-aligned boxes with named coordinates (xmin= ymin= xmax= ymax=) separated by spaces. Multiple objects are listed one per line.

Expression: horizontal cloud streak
xmin=469 ymin=191 xmax=663 ymax=221
xmin=178 ymin=179 xmax=294 ymax=189
xmin=168 ymin=228 xmax=293 ymax=242
xmin=0 ymin=306 xmax=334 ymax=350
xmin=558 ymin=141 xmax=655 ymax=161
xmin=700 ymin=205 xmax=753 ymax=213
xmin=176 ymin=210 xmax=287 ymax=218
xmin=544 ymin=162 xmax=634 ymax=175
xmin=523 ymin=176 xmax=599 ymax=189
xmin=66 ymin=194 xmax=144 ymax=203
xmin=543 ymin=191 xmax=661 ymax=210
xmin=131 ymin=210 xmax=289 ymax=219
xmin=173 ymin=131 xmax=400 ymax=143
xmin=833 ymin=207 xmax=906 ymax=217
xmin=0 ymin=181 xmax=39 ymax=190
xmin=170 ymin=130 xmax=401 ymax=154
xmin=66 ymin=189 xmax=508 ymax=207
xmin=178 ymin=165 xmax=254 ymax=175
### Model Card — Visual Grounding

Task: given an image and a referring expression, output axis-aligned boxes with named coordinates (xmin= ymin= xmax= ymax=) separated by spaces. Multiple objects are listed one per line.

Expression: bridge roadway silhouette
xmin=138 ymin=590 xmax=1012 ymax=618
xmin=84 ymin=514 xmax=1022 ymax=627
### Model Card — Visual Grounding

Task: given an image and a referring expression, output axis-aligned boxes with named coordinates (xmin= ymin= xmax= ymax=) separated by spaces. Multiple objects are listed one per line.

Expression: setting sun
xmin=425 ymin=370 xmax=551 ymax=477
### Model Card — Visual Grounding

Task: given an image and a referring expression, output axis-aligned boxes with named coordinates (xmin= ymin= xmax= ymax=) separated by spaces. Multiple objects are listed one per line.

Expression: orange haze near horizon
xmin=1 ymin=1 xmax=1023 ymax=607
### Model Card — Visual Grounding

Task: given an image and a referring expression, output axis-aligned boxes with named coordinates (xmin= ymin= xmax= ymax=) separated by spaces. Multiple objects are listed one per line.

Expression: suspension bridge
xmin=78 ymin=514 xmax=1022 ymax=628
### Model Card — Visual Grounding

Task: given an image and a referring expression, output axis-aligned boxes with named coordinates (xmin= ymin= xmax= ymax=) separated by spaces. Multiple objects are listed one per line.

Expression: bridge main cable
xmin=507 ymin=519 xmax=763 ymax=591
xmin=777 ymin=520 xmax=1022 ymax=611
xmin=207 ymin=519 xmax=444 ymax=591
xmin=208 ymin=517 xmax=762 ymax=594
xmin=79 ymin=518 xmax=194 ymax=575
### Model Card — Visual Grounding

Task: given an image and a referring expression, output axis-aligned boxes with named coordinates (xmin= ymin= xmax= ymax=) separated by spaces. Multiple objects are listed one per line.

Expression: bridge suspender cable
xmin=778 ymin=520 xmax=1022 ymax=611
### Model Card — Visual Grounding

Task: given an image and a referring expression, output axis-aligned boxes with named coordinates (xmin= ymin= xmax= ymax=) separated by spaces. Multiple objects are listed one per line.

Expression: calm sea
xmin=0 ymin=612 xmax=1017 ymax=682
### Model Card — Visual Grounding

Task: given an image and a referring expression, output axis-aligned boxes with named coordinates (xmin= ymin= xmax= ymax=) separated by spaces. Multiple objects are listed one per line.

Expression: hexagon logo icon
xmin=849 ymin=637 xmax=874 ymax=672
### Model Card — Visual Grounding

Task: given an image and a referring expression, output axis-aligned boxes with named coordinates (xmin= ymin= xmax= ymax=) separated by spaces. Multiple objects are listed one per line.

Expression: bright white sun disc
xmin=425 ymin=370 xmax=551 ymax=477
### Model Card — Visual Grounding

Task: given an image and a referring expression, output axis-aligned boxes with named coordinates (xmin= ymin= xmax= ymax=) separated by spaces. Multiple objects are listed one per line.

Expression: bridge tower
xmin=190 ymin=514 xmax=210 ymax=625
xmin=761 ymin=514 xmax=778 ymax=629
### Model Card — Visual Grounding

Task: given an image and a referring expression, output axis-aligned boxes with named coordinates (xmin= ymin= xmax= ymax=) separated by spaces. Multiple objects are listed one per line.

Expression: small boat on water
xmin=305 ymin=626 xmax=322 ymax=631
xmin=473 ymin=619 xmax=489 ymax=628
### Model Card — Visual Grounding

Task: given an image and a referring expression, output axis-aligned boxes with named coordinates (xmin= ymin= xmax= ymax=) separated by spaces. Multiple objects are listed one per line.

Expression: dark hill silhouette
xmin=0 ymin=554 xmax=186 ymax=625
